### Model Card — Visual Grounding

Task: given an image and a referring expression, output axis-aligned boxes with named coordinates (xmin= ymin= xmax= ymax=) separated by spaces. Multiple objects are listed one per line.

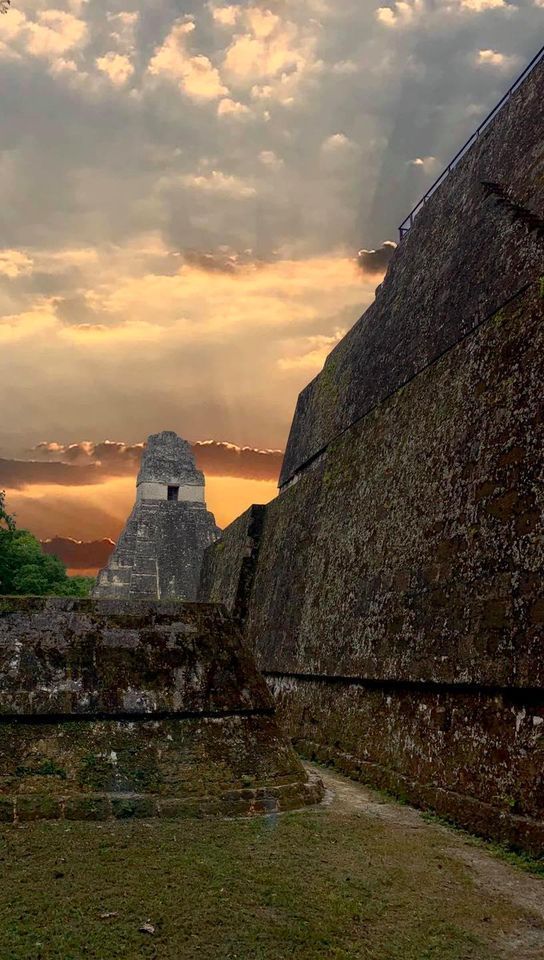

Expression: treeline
xmin=0 ymin=491 xmax=94 ymax=597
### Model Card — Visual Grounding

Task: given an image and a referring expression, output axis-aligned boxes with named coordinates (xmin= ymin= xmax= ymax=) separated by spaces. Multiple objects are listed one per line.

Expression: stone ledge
xmin=0 ymin=776 xmax=324 ymax=823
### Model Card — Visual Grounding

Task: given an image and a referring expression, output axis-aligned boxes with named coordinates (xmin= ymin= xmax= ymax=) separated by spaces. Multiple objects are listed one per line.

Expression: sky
xmin=0 ymin=0 xmax=542 ymax=571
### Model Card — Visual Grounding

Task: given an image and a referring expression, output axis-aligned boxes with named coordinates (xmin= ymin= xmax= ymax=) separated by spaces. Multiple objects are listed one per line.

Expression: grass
xmin=420 ymin=811 xmax=544 ymax=877
xmin=312 ymin=757 xmax=544 ymax=877
xmin=0 ymin=795 xmax=539 ymax=960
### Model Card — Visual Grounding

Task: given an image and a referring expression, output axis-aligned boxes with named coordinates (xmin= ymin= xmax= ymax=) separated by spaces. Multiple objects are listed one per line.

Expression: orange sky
xmin=8 ymin=474 xmax=278 ymax=542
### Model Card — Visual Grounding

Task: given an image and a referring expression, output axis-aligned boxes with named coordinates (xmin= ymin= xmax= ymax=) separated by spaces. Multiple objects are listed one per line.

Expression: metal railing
xmin=398 ymin=43 xmax=544 ymax=240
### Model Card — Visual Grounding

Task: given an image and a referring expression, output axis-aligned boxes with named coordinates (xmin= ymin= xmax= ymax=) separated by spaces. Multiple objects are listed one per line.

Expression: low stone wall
xmin=200 ymin=283 xmax=544 ymax=852
xmin=0 ymin=598 xmax=323 ymax=821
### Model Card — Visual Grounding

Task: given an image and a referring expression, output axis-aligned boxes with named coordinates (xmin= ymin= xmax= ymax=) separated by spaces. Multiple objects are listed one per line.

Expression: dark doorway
xmin=167 ymin=485 xmax=179 ymax=501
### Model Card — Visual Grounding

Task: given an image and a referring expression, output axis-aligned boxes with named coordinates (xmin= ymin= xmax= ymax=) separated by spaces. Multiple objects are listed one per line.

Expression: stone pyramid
xmin=94 ymin=431 xmax=219 ymax=600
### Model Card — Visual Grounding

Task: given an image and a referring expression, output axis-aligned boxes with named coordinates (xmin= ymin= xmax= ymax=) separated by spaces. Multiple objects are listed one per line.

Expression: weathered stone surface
xmin=198 ymin=505 xmax=266 ymax=628
xmin=0 ymin=598 xmax=323 ymax=820
xmin=94 ymin=431 xmax=219 ymax=600
xmin=205 ymin=284 xmax=544 ymax=689
xmin=269 ymin=677 xmax=544 ymax=857
xmin=0 ymin=597 xmax=270 ymax=715
xmin=200 ymin=282 xmax=544 ymax=850
xmin=280 ymin=57 xmax=544 ymax=485
xmin=136 ymin=431 xmax=204 ymax=491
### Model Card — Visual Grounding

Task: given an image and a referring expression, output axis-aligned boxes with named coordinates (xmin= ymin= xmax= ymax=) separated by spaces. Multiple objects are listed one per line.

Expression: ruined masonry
xmin=200 ymin=51 xmax=544 ymax=854
xmin=0 ymin=598 xmax=323 ymax=822
xmin=94 ymin=431 xmax=219 ymax=601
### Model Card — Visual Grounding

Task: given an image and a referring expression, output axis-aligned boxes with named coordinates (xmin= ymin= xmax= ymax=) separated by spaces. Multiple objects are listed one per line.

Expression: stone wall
xmin=0 ymin=598 xmax=323 ymax=821
xmin=200 ymin=282 xmax=544 ymax=852
xmin=198 ymin=505 xmax=266 ymax=627
xmin=280 ymin=57 xmax=544 ymax=486
xmin=268 ymin=677 xmax=544 ymax=855
xmin=199 ymin=60 xmax=544 ymax=852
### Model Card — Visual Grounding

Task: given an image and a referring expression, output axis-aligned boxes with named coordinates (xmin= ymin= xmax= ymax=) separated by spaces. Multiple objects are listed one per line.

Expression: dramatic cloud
xmin=222 ymin=5 xmax=322 ymax=105
xmin=0 ymin=457 xmax=102 ymax=488
xmin=42 ymin=536 xmax=114 ymax=570
xmin=0 ymin=439 xmax=283 ymax=488
xmin=0 ymin=0 xmax=540 ymax=548
xmin=356 ymin=241 xmax=397 ymax=274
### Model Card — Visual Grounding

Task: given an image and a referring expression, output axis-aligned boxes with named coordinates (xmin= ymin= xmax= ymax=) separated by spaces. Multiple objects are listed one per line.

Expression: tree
xmin=0 ymin=2 xmax=11 ymax=15
xmin=0 ymin=489 xmax=15 ymax=532
xmin=0 ymin=491 xmax=95 ymax=596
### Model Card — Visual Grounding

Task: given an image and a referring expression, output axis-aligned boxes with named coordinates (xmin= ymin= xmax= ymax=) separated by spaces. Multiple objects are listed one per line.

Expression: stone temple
xmin=94 ymin=431 xmax=219 ymax=600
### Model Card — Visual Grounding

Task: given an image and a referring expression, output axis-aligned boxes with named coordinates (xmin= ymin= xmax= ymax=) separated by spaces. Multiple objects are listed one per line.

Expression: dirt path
xmin=310 ymin=763 xmax=544 ymax=959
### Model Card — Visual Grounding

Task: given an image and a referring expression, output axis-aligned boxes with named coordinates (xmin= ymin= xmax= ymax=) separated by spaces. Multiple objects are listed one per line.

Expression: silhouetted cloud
xmin=356 ymin=241 xmax=397 ymax=275
xmin=182 ymin=248 xmax=265 ymax=274
xmin=41 ymin=536 xmax=114 ymax=569
xmin=0 ymin=457 xmax=102 ymax=488
xmin=0 ymin=438 xmax=283 ymax=488
xmin=193 ymin=440 xmax=282 ymax=480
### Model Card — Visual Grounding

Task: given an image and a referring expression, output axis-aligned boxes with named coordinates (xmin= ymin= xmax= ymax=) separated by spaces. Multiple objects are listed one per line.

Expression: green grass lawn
xmin=0 ymin=780 xmax=540 ymax=960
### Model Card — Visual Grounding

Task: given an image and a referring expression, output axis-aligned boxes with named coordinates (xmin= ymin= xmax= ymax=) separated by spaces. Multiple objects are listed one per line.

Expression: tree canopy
xmin=0 ymin=491 xmax=94 ymax=597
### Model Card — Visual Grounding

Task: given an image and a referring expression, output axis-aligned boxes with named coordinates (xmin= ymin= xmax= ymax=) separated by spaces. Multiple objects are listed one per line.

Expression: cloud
xmin=376 ymin=0 xmax=423 ymax=28
xmin=377 ymin=0 xmax=511 ymax=26
xmin=53 ymin=293 xmax=101 ymax=325
xmin=96 ymin=52 xmax=134 ymax=87
xmin=41 ymin=536 xmax=114 ymax=570
xmin=0 ymin=457 xmax=102 ymax=488
xmin=409 ymin=155 xmax=439 ymax=173
xmin=461 ymin=0 xmax=506 ymax=8
xmin=259 ymin=150 xmax=283 ymax=168
xmin=356 ymin=241 xmax=397 ymax=275
xmin=148 ymin=19 xmax=228 ymax=101
xmin=0 ymin=249 xmax=33 ymax=278
xmin=321 ymin=133 xmax=354 ymax=152
xmin=278 ymin=330 xmax=345 ymax=371
xmin=106 ymin=10 xmax=138 ymax=53
xmin=222 ymin=6 xmax=322 ymax=104
xmin=0 ymin=8 xmax=88 ymax=62
xmin=331 ymin=60 xmax=359 ymax=75
xmin=209 ymin=5 xmax=241 ymax=28
xmin=1 ymin=438 xmax=284 ymax=487
xmin=477 ymin=48 xmax=517 ymax=68
xmin=217 ymin=96 xmax=250 ymax=116
xmin=25 ymin=9 xmax=88 ymax=59
xmin=193 ymin=440 xmax=282 ymax=480
xmin=181 ymin=248 xmax=262 ymax=274
xmin=180 ymin=169 xmax=257 ymax=198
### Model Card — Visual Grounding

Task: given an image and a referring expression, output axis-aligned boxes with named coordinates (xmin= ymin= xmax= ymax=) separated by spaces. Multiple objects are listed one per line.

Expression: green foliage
xmin=0 ymin=491 xmax=95 ymax=597
xmin=0 ymin=489 xmax=15 ymax=532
